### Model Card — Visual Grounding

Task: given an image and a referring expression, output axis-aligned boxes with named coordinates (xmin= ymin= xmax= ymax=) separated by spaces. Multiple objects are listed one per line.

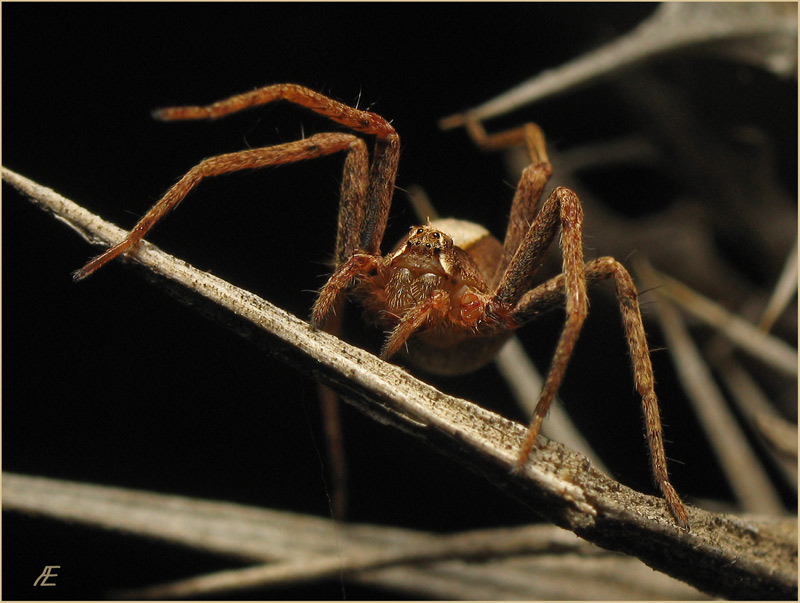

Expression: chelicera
xmin=74 ymin=83 xmax=689 ymax=530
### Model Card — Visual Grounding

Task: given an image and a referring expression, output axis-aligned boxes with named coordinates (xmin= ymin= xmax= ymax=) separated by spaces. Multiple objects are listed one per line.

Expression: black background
xmin=3 ymin=3 xmax=795 ymax=600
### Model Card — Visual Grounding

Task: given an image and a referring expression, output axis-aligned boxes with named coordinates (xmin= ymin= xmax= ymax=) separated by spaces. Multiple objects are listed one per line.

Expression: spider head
xmin=389 ymin=225 xmax=454 ymax=273
xmin=405 ymin=225 xmax=453 ymax=254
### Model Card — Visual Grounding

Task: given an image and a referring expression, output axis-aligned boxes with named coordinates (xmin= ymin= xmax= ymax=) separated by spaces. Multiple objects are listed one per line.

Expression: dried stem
xmin=645 ymin=264 xmax=797 ymax=377
xmin=439 ymin=3 xmax=797 ymax=128
xmin=3 ymin=473 xmax=706 ymax=600
xmin=4 ymin=166 xmax=797 ymax=599
xmin=760 ymin=238 xmax=799 ymax=332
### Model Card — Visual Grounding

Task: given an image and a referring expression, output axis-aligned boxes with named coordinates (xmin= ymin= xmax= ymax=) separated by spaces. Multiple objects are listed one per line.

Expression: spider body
xmin=74 ymin=83 xmax=689 ymax=529
xmin=333 ymin=220 xmax=513 ymax=375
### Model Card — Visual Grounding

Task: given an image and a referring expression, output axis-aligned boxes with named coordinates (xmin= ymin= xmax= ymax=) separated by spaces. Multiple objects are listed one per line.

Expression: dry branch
xmin=439 ymin=3 xmax=797 ymax=127
xmin=3 ymin=473 xmax=707 ymax=600
xmin=4 ymin=166 xmax=797 ymax=599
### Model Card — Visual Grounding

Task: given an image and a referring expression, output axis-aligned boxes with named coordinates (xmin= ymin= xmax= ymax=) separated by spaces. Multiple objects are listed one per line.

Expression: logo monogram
xmin=33 ymin=565 xmax=60 ymax=586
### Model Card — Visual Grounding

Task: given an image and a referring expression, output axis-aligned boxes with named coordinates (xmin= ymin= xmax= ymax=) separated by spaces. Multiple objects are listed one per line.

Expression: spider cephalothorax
xmin=74 ymin=83 xmax=689 ymax=529
xmin=318 ymin=221 xmax=514 ymax=375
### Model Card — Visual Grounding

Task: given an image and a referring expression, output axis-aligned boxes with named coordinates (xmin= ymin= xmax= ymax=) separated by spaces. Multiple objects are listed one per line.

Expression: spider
xmin=74 ymin=83 xmax=689 ymax=530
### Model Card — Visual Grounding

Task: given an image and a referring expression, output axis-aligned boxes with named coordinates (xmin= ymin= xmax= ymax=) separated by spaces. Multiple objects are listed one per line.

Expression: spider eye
xmin=432 ymin=232 xmax=440 ymax=239
xmin=416 ymin=228 xmax=424 ymax=234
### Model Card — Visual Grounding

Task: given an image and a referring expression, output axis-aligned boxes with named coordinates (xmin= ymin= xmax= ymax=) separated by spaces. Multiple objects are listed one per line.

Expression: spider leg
xmin=72 ymin=132 xmax=372 ymax=523
xmin=317 ymin=308 xmax=349 ymax=520
xmin=74 ymin=84 xmax=401 ymax=524
xmin=311 ymin=253 xmax=381 ymax=326
xmin=473 ymin=130 xmax=590 ymax=482
xmin=155 ymin=83 xmax=400 ymax=256
xmin=156 ymin=86 xmax=399 ymax=523
xmin=493 ymin=184 xmax=585 ymax=309
xmin=472 ymin=129 xmax=589 ymax=479
xmin=75 ymin=84 xmax=400 ymax=279
xmin=381 ymin=290 xmax=451 ymax=359
xmin=153 ymin=83 xmax=396 ymax=137
xmin=463 ymin=120 xmax=553 ymax=287
xmin=510 ymin=257 xmax=690 ymax=530
xmin=491 ymin=186 xmax=588 ymax=466
xmin=463 ymin=118 xmax=687 ymax=527
xmin=74 ymin=133 xmax=370 ymax=280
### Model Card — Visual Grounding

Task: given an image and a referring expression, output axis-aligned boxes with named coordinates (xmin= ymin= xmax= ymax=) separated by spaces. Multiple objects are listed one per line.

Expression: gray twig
xmin=440 ymin=3 xmax=797 ymax=128
xmin=2 ymin=473 xmax=707 ymax=600
xmin=644 ymin=264 xmax=797 ymax=377
xmin=4 ymin=166 xmax=797 ymax=599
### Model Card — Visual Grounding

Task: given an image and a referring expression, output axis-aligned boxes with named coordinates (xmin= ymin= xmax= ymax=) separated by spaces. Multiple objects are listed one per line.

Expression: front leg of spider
xmin=473 ymin=123 xmax=689 ymax=530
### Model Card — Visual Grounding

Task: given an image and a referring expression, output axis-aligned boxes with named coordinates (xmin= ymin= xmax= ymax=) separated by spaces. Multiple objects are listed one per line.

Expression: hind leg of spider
xmin=462 ymin=120 xmax=555 ymax=287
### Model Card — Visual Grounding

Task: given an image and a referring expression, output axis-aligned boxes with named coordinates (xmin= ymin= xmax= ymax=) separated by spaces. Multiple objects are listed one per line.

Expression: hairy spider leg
xmin=471 ymin=121 xmax=689 ymax=529
xmin=317 ymin=305 xmax=349 ymax=519
xmin=492 ymin=186 xmax=589 ymax=466
xmin=509 ymin=258 xmax=690 ymax=530
xmin=74 ymin=84 xmax=399 ymax=280
xmin=73 ymin=134 xmax=367 ymax=280
xmin=154 ymin=86 xmax=399 ymax=523
xmin=312 ymin=253 xmax=381 ymax=326
xmin=465 ymin=121 xmax=553 ymax=287
xmin=381 ymin=289 xmax=452 ymax=359
xmin=73 ymin=85 xmax=402 ymax=522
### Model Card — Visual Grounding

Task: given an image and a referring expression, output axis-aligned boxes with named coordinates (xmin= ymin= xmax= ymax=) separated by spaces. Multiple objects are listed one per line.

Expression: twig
xmin=440 ymin=3 xmax=797 ymax=128
xmin=645 ymin=264 xmax=797 ymax=376
xmin=759 ymin=238 xmax=799 ymax=332
xmin=124 ymin=520 xmax=589 ymax=599
xmin=4 ymin=166 xmax=797 ymax=599
xmin=3 ymin=473 xmax=707 ymax=600
xmin=717 ymin=358 xmax=797 ymax=489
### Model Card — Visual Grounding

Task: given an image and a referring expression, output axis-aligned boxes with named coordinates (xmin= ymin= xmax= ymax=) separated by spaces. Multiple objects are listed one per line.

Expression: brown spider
xmin=74 ymin=83 xmax=689 ymax=530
